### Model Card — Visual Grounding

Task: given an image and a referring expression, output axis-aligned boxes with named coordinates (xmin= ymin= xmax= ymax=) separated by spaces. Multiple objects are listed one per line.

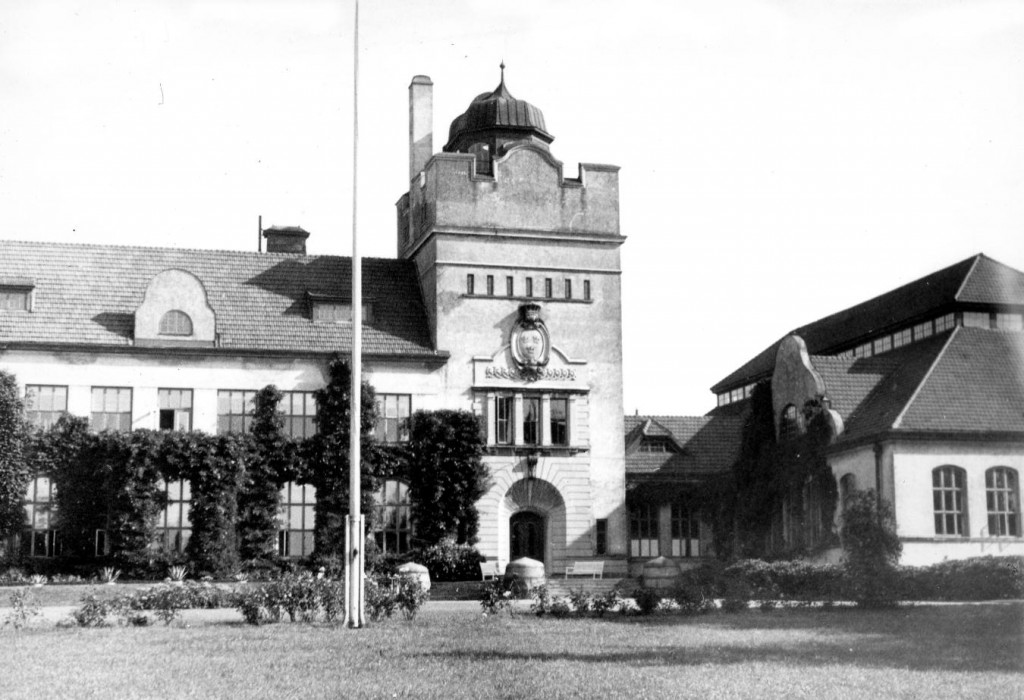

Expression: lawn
xmin=1 ymin=601 xmax=1021 ymax=699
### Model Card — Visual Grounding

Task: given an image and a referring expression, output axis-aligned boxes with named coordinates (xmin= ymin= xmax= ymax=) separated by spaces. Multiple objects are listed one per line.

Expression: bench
xmin=564 ymin=561 xmax=604 ymax=579
xmin=480 ymin=561 xmax=505 ymax=581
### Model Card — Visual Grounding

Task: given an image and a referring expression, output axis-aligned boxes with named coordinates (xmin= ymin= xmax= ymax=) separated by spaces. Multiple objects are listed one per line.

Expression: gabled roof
xmin=712 ymin=254 xmax=1024 ymax=393
xmin=0 ymin=240 xmax=440 ymax=359
xmin=624 ymin=414 xmax=743 ymax=480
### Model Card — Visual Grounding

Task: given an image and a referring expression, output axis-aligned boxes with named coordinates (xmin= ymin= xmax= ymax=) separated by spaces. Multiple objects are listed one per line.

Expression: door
xmin=510 ymin=511 xmax=545 ymax=561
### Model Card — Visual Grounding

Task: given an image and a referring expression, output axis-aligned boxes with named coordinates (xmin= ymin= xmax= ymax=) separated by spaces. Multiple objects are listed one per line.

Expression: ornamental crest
xmin=510 ymin=303 xmax=550 ymax=381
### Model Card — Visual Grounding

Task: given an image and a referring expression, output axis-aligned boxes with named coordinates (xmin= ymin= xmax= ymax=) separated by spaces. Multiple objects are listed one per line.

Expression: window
xmin=873 ymin=335 xmax=892 ymax=354
xmin=564 ymin=279 xmax=572 ymax=300
xmin=495 ymin=395 xmax=513 ymax=445
xmin=995 ymin=313 xmax=1023 ymax=331
xmin=157 ymin=480 xmax=191 ymax=553
xmin=913 ymin=321 xmax=933 ymax=341
xmin=549 ymin=398 xmax=568 ymax=446
xmin=638 ymin=439 xmax=668 ymax=453
xmin=24 ymin=385 xmax=67 ymax=429
xmin=217 ymin=390 xmax=256 ymax=434
xmin=22 ymin=475 xmax=58 ymax=557
xmin=934 ymin=313 xmax=955 ymax=333
xmin=0 ymin=288 xmax=30 ymax=311
xmin=278 ymin=482 xmax=316 ymax=557
xmin=522 ymin=397 xmax=540 ymax=445
xmin=630 ymin=504 xmax=659 ymax=557
xmin=280 ymin=391 xmax=317 ymax=438
xmin=544 ymin=278 xmax=553 ymax=299
xmin=90 ymin=387 xmax=132 ymax=431
xmin=158 ymin=389 xmax=193 ymax=431
xmin=158 ymin=310 xmax=193 ymax=336
xmin=583 ymin=280 xmax=591 ymax=301
xmin=486 ymin=275 xmax=494 ymax=296
xmin=933 ymin=466 xmax=967 ymax=536
xmin=893 ymin=328 xmax=912 ymax=348
xmin=779 ymin=404 xmax=799 ymax=441
xmin=986 ymin=467 xmax=1020 ymax=537
xmin=375 ymin=394 xmax=411 ymax=443
xmin=312 ymin=302 xmax=374 ymax=324
xmin=506 ymin=276 xmax=514 ymax=297
xmin=671 ymin=504 xmax=699 ymax=557
xmin=373 ymin=480 xmax=412 ymax=554
xmin=717 ymin=393 xmax=729 ymax=407
xmin=466 ymin=274 xmax=475 ymax=295
xmin=730 ymin=388 xmax=743 ymax=403
xmin=852 ymin=343 xmax=872 ymax=359
xmin=595 ymin=518 xmax=607 ymax=555
xmin=962 ymin=311 xmax=990 ymax=329
xmin=525 ymin=277 xmax=533 ymax=297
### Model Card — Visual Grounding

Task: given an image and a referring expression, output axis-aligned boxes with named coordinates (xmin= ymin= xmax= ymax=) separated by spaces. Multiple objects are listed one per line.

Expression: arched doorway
xmin=510 ymin=511 xmax=545 ymax=561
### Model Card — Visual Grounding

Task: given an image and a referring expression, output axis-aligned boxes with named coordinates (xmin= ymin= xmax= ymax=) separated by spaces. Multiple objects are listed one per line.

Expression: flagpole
xmin=344 ymin=0 xmax=364 ymax=629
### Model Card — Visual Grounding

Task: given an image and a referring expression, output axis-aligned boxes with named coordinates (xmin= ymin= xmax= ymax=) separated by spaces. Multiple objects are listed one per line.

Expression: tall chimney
xmin=263 ymin=226 xmax=310 ymax=255
xmin=409 ymin=75 xmax=433 ymax=183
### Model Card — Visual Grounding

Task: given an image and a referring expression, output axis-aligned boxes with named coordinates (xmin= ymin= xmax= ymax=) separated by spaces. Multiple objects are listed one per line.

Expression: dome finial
xmin=500 ymin=60 xmax=505 ymax=84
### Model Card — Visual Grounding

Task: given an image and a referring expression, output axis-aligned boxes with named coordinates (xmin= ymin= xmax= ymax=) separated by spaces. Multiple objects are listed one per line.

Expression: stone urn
xmin=397 ymin=562 xmax=431 ymax=592
xmin=503 ymin=557 xmax=545 ymax=596
xmin=641 ymin=556 xmax=682 ymax=592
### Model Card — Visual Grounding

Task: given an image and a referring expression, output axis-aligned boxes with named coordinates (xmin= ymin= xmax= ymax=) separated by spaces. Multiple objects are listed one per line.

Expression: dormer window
xmin=0 ymin=278 xmax=34 ymax=311
xmin=159 ymin=310 xmax=193 ymax=336
xmin=639 ymin=439 xmax=671 ymax=454
xmin=309 ymin=296 xmax=374 ymax=324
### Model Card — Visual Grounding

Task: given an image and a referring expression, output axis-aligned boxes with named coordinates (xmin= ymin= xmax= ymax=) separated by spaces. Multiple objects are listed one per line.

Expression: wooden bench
xmin=564 ymin=561 xmax=604 ymax=579
xmin=480 ymin=561 xmax=504 ymax=581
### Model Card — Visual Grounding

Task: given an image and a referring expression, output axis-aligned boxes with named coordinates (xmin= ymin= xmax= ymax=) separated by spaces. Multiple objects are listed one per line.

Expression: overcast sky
xmin=2 ymin=0 xmax=1022 ymax=416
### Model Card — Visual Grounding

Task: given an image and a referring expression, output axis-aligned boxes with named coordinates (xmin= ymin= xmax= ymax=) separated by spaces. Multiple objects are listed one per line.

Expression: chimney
xmin=263 ymin=226 xmax=310 ymax=254
xmin=409 ymin=75 xmax=433 ymax=183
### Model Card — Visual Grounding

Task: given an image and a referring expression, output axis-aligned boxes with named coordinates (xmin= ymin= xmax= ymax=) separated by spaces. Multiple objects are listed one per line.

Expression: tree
xmin=405 ymin=409 xmax=489 ymax=546
xmin=237 ymin=385 xmax=298 ymax=562
xmin=302 ymin=356 xmax=379 ymax=558
xmin=0 ymin=371 xmax=31 ymax=543
xmin=840 ymin=489 xmax=903 ymax=607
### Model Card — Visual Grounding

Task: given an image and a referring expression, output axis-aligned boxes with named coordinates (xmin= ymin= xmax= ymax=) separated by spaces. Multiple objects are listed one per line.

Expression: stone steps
xmin=544 ymin=578 xmax=640 ymax=597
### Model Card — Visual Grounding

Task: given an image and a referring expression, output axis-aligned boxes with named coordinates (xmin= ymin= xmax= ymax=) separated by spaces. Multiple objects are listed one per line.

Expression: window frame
xmin=629 ymin=504 xmax=659 ymax=558
xmin=157 ymin=479 xmax=192 ymax=554
xmin=217 ymin=389 xmax=257 ymax=434
xmin=670 ymin=504 xmax=700 ymax=558
xmin=933 ymin=465 xmax=968 ymax=537
xmin=22 ymin=474 xmax=58 ymax=558
xmin=280 ymin=390 xmax=317 ymax=439
xmin=278 ymin=481 xmax=316 ymax=558
xmin=466 ymin=274 xmax=475 ymax=295
xmin=24 ymin=384 xmax=68 ymax=429
xmin=375 ymin=394 xmax=411 ymax=443
xmin=90 ymin=386 xmax=133 ymax=432
xmin=158 ymin=309 xmax=194 ymax=337
xmin=986 ymin=467 xmax=1020 ymax=537
xmin=373 ymin=479 xmax=413 ymax=555
xmin=158 ymin=388 xmax=193 ymax=431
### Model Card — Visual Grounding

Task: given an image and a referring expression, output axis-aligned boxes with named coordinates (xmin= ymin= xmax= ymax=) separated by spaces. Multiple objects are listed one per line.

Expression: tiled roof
xmin=624 ymin=414 xmax=743 ymax=479
xmin=0 ymin=240 xmax=439 ymax=358
xmin=711 ymin=254 xmax=1024 ymax=393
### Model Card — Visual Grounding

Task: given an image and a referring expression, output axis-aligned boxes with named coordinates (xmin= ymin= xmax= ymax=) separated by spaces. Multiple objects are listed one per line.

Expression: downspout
xmin=873 ymin=442 xmax=884 ymax=508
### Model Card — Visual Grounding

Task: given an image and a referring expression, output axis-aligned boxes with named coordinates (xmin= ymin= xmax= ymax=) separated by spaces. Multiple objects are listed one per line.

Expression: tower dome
xmin=444 ymin=65 xmax=554 ymax=159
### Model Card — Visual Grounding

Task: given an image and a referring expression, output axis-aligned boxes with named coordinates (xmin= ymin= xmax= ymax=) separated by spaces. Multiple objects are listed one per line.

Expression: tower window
xmin=564 ymin=279 xmax=572 ymax=300
xmin=544 ymin=278 xmax=553 ymax=299
xmin=583 ymin=280 xmax=591 ymax=301
xmin=486 ymin=275 xmax=494 ymax=296
xmin=467 ymin=274 xmax=475 ymax=295
xmin=506 ymin=276 xmax=514 ymax=297
xmin=525 ymin=278 xmax=533 ymax=297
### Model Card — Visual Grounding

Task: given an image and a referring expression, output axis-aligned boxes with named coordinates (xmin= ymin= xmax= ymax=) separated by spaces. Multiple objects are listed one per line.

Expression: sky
xmin=2 ymin=0 xmax=1022 ymax=416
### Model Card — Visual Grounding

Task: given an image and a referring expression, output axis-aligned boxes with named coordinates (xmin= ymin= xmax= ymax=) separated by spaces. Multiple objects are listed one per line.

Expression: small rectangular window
xmin=525 ymin=278 xmax=533 ymax=297
xmin=466 ymin=274 xmax=475 ymax=295
xmin=963 ymin=311 xmax=991 ymax=329
xmin=996 ymin=313 xmax=1023 ymax=331
xmin=913 ymin=321 xmax=933 ymax=341
xmin=595 ymin=519 xmax=607 ymax=555
xmin=564 ymin=279 xmax=572 ymax=300
xmin=495 ymin=395 xmax=513 ymax=445
xmin=158 ymin=389 xmax=193 ymax=431
xmin=0 ymin=289 xmax=30 ymax=311
xmin=506 ymin=276 xmax=514 ymax=297
xmin=583 ymin=280 xmax=591 ymax=301
xmin=893 ymin=328 xmax=912 ymax=348
xmin=544 ymin=278 xmax=553 ymax=298
xmin=486 ymin=275 xmax=494 ymax=296
xmin=550 ymin=397 xmax=568 ymax=446
xmin=873 ymin=336 xmax=892 ymax=354
xmin=934 ymin=313 xmax=955 ymax=333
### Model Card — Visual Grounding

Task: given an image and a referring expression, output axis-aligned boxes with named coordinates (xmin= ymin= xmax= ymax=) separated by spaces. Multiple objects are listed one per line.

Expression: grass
xmin=1 ymin=601 xmax=1021 ymax=699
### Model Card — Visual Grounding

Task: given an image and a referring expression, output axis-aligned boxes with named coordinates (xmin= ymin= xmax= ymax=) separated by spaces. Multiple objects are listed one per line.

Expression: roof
xmin=624 ymin=414 xmax=744 ymax=480
xmin=814 ymin=327 xmax=1024 ymax=444
xmin=0 ymin=239 xmax=439 ymax=358
xmin=712 ymin=254 xmax=1024 ymax=393
xmin=445 ymin=72 xmax=552 ymax=150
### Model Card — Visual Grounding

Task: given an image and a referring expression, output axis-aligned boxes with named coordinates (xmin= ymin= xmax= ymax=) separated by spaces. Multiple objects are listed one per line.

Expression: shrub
xmin=412 ymin=539 xmax=484 ymax=582
xmin=365 ymin=575 xmax=398 ymax=621
xmin=672 ymin=580 xmax=715 ymax=615
xmin=592 ymin=588 xmax=621 ymax=617
xmin=632 ymin=586 xmax=661 ymax=616
xmin=479 ymin=578 xmax=514 ymax=615
xmin=841 ymin=490 xmax=902 ymax=608
xmin=568 ymin=588 xmax=594 ymax=615
xmin=71 ymin=594 xmax=122 ymax=627
xmin=529 ymin=584 xmax=553 ymax=617
xmin=394 ymin=575 xmax=429 ymax=620
xmin=720 ymin=580 xmax=752 ymax=613
xmin=4 ymin=589 xmax=41 ymax=630
xmin=902 ymin=556 xmax=1024 ymax=601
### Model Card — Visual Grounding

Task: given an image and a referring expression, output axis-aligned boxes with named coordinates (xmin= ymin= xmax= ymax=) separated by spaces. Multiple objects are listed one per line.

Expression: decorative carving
xmin=485 ymin=366 xmax=575 ymax=381
xmin=510 ymin=303 xmax=550 ymax=381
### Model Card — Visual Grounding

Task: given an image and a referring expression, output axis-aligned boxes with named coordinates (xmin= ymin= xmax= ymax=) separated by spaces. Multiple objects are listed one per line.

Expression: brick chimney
xmin=409 ymin=75 xmax=433 ymax=183
xmin=263 ymin=226 xmax=310 ymax=254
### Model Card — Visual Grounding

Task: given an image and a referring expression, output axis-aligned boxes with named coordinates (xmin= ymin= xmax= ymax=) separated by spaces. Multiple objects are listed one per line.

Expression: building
xmin=632 ymin=254 xmax=1024 ymax=567
xmin=0 ymin=70 xmax=628 ymax=574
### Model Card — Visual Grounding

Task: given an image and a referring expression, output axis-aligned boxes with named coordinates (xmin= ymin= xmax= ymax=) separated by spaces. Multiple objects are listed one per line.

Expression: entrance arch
xmin=510 ymin=511 xmax=545 ymax=561
xmin=500 ymin=478 xmax=566 ymax=571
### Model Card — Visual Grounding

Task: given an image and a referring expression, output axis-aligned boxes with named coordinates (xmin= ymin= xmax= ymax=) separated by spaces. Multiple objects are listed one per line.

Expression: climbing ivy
xmin=0 ymin=371 xmax=32 ymax=543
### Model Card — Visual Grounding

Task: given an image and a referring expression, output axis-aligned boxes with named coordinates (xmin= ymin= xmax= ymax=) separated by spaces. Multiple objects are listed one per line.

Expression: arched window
xmin=779 ymin=404 xmax=800 ymax=441
xmin=159 ymin=310 xmax=193 ymax=336
xmin=839 ymin=473 xmax=857 ymax=511
xmin=986 ymin=467 xmax=1020 ymax=537
xmin=373 ymin=480 xmax=412 ymax=554
xmin=933 ymin=466 xmax=967 ymax=536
